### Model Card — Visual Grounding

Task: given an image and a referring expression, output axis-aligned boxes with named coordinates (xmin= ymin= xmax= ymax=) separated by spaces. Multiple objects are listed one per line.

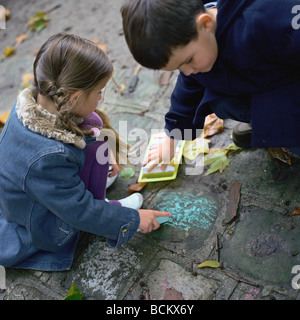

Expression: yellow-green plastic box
xmin=137 ymin=132 xmax=185 ymax=183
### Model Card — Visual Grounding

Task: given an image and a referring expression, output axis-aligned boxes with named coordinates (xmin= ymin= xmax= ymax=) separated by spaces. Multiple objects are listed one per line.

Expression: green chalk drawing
xmin=156 ymin=191 xmax=218 ymax=231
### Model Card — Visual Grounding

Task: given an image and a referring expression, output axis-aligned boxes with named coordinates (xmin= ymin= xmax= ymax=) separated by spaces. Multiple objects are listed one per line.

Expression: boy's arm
xmin=165 ymin=72 xmax=205 ymax=140
xmin=143 ymin=73 xmax=205 ymax=172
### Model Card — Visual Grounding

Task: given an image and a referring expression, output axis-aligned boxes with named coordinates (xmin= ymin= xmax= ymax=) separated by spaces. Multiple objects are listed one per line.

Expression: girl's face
xmin=71 ymin=75 xmax=111 ymax=118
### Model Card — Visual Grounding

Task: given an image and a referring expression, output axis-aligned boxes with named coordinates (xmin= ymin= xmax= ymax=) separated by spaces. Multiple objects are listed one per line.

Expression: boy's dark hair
xmin=121 ymin=0 xmax=205 ymax=69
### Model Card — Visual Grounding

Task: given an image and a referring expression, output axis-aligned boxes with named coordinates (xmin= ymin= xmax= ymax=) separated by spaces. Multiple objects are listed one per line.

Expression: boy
xmin=121 ymin=0 xmax=300 ymax=171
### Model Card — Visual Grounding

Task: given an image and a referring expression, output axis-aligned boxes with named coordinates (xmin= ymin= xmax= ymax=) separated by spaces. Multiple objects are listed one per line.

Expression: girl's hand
xmin=109 ymin=162 xmax=120 ymax=177
xmin=137 ymin=209 xmax=172 ymax=233
xmin=142 ymin=135 xmax=178 ymax=172
xmin=108 ymin=149 xmax=120 ymax=177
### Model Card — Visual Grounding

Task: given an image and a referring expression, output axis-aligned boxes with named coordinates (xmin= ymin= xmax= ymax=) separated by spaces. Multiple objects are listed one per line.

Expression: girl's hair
xmin=121 ymin=0 xmax=205 ymax=70
xmin=33 ymin=33 xmax=129 ymax=165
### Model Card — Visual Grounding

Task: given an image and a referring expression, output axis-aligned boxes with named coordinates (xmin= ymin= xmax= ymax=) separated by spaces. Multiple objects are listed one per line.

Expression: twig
xmin=226 ymin=272 xmax=259 ymax=287
xmin=215 ymin=233 xmax=220 ymax=262
xmin=46 ymin=4 xmax=62 ymax=14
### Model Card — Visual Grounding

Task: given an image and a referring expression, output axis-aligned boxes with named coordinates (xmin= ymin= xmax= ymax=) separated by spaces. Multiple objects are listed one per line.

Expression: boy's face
xmin=162 ymin=11 xmax=218 ymax=76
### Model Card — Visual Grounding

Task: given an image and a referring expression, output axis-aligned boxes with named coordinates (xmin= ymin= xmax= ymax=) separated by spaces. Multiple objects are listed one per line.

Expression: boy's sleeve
xmin=165 ymin=72 xmax=205 ymax=141
xmin=24 ymin=151 xmax=140 ymax=247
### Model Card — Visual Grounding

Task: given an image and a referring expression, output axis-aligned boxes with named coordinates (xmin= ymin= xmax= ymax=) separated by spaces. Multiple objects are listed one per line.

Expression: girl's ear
xmin=70 ymin=90 xmax=84 ymax=106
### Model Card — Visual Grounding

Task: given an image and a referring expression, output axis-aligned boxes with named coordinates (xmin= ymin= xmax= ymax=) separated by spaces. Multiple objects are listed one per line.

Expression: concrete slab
xmin=0 ymin=0 xmax=299 ymax=301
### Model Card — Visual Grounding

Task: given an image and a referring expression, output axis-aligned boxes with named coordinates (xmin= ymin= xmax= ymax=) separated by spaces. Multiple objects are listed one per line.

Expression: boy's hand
xmin=142 ymin=135 xmax=178 ymax=172
xmin=138 ymin=209 xmax=171 ymax=233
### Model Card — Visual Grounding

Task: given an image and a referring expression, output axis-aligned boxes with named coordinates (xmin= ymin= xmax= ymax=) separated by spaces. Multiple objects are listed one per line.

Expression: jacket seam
xmin=22 ymin=147 xmax=79 ymax=192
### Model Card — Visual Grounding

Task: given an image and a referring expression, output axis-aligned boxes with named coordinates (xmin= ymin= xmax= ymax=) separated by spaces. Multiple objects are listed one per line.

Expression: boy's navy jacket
xmin=165 ymin=0 xmax=300 ymax=147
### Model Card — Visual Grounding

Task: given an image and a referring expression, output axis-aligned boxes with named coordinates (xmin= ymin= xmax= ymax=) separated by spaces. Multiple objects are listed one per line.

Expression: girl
xmin=0 ymin=33 xmax=170 ymax=271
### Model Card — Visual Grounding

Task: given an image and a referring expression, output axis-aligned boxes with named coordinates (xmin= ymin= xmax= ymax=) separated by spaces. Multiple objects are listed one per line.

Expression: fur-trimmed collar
xmin=16 ymin=87 xmax=86 ymax=149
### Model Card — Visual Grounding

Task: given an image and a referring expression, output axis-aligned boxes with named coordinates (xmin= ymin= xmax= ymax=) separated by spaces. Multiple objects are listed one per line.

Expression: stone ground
xmin=0 ymin=0 xmax=299 ymax=302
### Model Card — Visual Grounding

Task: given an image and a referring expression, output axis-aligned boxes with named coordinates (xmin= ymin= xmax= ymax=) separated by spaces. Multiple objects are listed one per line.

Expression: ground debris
xmin=223 ymin=181 xmax=241 ymax=225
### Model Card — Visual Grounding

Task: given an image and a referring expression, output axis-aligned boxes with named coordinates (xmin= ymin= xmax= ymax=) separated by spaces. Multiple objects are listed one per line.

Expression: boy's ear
xmin=195 ymin=12 xmax=214 ymax=32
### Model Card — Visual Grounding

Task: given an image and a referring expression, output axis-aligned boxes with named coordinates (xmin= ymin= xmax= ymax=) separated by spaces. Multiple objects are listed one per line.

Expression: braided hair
xmin=32 ymin=33 xmax=113 ymax=137
xmin=32 ymin=33 xmax=129 ymax=165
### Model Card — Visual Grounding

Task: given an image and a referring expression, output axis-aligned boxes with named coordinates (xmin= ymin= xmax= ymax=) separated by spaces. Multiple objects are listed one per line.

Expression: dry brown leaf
xmin=92 ymin=39 xmax=107 ymax=52
xmin=128 ymin=181 xmax=148 ymax=194
xmin=291 ymin=207 xmax=300 ymax=216
xmin=16 ymin=33 xmax=27 ymax=46
xmin=163 ymin=288 xmax=184 ymax=300
xmin=5 ymin=8 xmax=11 ymax=20
xmin=268 ymin=147 xmax=291 ymax=165
xmin=203 ymin=113 xmax=224 ymax=138
xmin=223 ymin=180 xmax=241 ymax=225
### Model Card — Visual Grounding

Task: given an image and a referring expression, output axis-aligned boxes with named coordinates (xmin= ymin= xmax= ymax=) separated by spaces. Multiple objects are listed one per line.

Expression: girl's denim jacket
xmin=0 ymin=88 xmax=140 ymax=271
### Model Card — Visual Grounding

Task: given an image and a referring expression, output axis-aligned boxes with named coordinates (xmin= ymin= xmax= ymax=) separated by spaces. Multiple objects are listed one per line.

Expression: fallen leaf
xmin=170 ymin=235 xmax=182 ymax=242
xmin=204 ymin=150 xmax=229 ymax=175
xmin=0 ymin=111 xmax=10 ymax=125
xmin=128 ymin=181 xmax=148 ymax=194
xmin=197 ymin=260 xmax=221 ymax=269
xmin=223 ymin=181 xmax=241 ymax=225
xmin=225 ymin=142 xmax=242 ymax=153
xmin=291 ymin=207 xmax=300 ymax=216
xmin=163 ymin=288 xmax=184 ymax=300
xmin=183 ymin=137 xmax=210 ymax=160
xmin=63 ymin=281 xmax=83 ymax=300
xmin=21 ymin=73 xmax=34 ymax=88
xmin=268 ymin=147 xmax=291 ymax=165
xmin=16 ymin=33 xmax=27 ymax=46
xmin=119 ymin=84 xmax=126 ymax=94
xmin=2 ymin=46 xmax=15 ymax=58
xmin=28 ymin=11 xmax=49 ymax=32
xmin=92 ymin=39 xmax=107 ymax=52
xmin=5 ymin=8 xmax=11 ymax=20
xmin=203 ymin=142 xmax=242 ymax=176
xmin=121 ymin=167 xmax=135 ymax=179
xmin=203 ymin=113 xmax=224 ymax=138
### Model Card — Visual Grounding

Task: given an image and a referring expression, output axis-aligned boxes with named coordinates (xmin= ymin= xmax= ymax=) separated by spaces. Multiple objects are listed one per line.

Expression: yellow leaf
xmin=21 ymin=73 xmax=34 ymax=88
xmin=197 ymin=260 xmax=221 ymax=269
xmin=2 ymin=46 xmax=15 ymax=58
xmin=0 ymin=111 xmax=10 ymax=125
xmin=204 ymin=150 xmax=230 ymax=175
xmin=183 ymin=137 xmax=210 ymax=160
xmin=92 ymin=39 xmax=107 ymax=52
